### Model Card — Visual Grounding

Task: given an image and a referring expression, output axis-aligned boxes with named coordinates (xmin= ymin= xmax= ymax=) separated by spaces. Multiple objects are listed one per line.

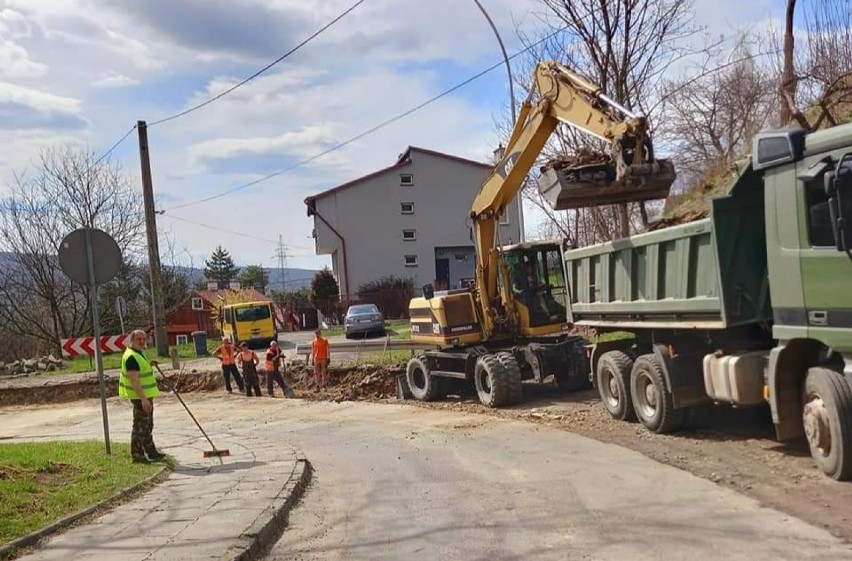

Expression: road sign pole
xmin=86 ymin=228 xmax=111 ymax=455
xmin=116 ymin=296 xmax=126 ymax=335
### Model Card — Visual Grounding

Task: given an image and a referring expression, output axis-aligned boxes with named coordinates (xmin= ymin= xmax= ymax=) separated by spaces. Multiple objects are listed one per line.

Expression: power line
xmin=90 ymin=124 xmax=138 ymax=169
xmin=160 ymin=212 xmax=313 ymax=251
xmin=148 ymin=0 xmax=367 ymax=127
xmin=165 ymin=26 xmax=567 ymax=212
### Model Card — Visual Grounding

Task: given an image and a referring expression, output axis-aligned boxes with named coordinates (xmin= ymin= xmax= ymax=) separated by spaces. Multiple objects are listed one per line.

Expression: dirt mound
xmin=0 ymin=370 xmax=223 ymax=407
xmin=288 ymin=365 xmax=404 ymax=402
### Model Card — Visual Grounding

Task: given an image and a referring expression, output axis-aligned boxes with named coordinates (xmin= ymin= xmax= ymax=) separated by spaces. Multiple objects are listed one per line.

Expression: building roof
xmin=304 ymin=146 xmax=492 ymax=210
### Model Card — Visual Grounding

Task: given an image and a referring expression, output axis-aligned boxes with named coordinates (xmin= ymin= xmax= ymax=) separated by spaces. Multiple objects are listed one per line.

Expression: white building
xmin=305 ymin=146 xmax=522 ymax=297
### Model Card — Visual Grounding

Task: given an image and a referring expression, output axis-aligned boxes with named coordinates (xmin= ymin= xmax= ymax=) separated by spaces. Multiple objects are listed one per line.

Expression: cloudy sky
xmin=0 ymin=0 xmax=784 ymax=272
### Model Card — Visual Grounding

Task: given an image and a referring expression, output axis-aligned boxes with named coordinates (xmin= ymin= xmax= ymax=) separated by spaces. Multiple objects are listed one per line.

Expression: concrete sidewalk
xmin=13 ymin=424 xmax=310 ymax=561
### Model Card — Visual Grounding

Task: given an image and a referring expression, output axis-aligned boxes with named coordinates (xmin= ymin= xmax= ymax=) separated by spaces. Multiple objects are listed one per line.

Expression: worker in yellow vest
xmin=119 ymin=329 xmax=166 ymax=463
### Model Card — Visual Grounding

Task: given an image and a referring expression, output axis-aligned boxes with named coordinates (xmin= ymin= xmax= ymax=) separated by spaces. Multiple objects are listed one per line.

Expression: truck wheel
xmin=496 ymin=352 xmax=523 ymax=405
xmin=630 ymin=354 xmax=684 ymax=433
xmin=406 ymin=356 xmax=444 ymax=402
xmin=597 ymin=350 xmax=636 ymax=422
xmin=554 ymin=341 xmax=592 ymax=391
xmin=802 ymin=367 xmax=852 ymax=481
xmin=475 ymin=354 xmax=510 ymax=408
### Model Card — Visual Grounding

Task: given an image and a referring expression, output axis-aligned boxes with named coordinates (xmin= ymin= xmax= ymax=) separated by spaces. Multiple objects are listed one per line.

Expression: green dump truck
xmin=563 ymin=125 xmax=852 ymax=480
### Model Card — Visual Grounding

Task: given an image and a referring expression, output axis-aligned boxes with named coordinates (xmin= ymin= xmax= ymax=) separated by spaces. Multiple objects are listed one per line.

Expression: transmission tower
xmin=273 ymin=235 xmax=290 ymax=289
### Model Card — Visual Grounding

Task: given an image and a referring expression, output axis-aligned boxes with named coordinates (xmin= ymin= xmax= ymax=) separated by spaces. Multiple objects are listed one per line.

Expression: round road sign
xmin=58 ymin=228 xmax=122 ymax=285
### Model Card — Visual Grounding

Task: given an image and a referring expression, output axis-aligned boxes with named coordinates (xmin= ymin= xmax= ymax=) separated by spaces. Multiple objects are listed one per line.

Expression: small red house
xmin=165 ymin=288 xmax=271 ymax=345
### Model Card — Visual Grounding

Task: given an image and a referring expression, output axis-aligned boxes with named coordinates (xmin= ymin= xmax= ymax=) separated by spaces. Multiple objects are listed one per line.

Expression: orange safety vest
xmin=218 ymin=343 xmax=236 ymax=365
xmin=312 ymin=338 xmax=329 ymax=361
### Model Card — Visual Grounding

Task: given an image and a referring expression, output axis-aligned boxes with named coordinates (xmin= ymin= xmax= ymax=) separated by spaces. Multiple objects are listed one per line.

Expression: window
xmin=191 ymin=297 xmax=204 ymax=310
xmin=235 ymin=305 xmax=271 ymax=322
xmin=401 ymin=202 xmax=414 ymax=214
xmin=403 ymin=229 xmax=416 ymax=241
xmin=805 ymin=175 xmax=835 ymax=247
xmin=176 ymin=334 xmax=189 ymax=345
xmin=400 ymin=174 xmax=414 ymax=186
xmin=405 ymin=254 xmax=418 ymax=267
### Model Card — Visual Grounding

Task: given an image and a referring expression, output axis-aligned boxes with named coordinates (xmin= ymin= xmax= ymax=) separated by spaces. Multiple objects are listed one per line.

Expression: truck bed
xmin=563 ymin=163 xmax=772 ymax=330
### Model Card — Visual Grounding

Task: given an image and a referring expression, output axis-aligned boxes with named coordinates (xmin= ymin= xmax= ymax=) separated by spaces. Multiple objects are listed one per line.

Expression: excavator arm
xmin=470 ymin=61 xmax=675 ymax=337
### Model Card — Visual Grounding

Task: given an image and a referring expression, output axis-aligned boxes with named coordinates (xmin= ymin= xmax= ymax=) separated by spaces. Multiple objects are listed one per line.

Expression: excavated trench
xmin=0 ymin=366 xmax=405 ymax=407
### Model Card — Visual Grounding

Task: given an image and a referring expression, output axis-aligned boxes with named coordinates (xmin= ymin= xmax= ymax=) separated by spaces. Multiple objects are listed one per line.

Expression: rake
xmin=154 ymin=364 xmax=231 ymax=460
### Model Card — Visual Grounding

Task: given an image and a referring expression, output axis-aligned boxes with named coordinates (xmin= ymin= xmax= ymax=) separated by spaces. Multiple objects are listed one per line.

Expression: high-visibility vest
xmin=218 ymin=344 xmax=236 ymax=365
xmin=119 ymin=348 xmax=161 ymax=399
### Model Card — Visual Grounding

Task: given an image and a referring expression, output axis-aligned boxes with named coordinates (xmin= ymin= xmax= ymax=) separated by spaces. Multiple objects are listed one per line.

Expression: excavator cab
xmin=499 ymin=241 xmax=571 ymax=338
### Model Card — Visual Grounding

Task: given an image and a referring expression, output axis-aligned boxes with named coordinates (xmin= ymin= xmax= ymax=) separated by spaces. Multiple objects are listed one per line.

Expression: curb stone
xmin=230 ymin=450 xmax=313 ymax=561
xmin=0 ymin=464 xmax=170 ymax=561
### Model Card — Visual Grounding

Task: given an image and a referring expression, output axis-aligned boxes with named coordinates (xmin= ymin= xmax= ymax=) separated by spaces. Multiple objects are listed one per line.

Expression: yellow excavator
xmin=405 ymin=61 xmax=676 ymax=407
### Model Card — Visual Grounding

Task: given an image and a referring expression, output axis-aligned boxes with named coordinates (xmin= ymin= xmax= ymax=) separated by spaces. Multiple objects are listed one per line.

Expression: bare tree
xmin=507 ymin=0 xmax=701 ymax=243
xmin=781 ymin=0 xmax=798 ymax=125
xmin=774 ymin=0 xmax=852 ymax=129
xmin=661 ymin=39 xmax=778 ymax=186
xmin=0 ymin=146 xmax=144 ymax=352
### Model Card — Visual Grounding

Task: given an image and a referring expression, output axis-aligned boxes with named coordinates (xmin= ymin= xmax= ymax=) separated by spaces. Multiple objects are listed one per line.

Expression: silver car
xmin=344 ymin=304 xmax=386 ymax=338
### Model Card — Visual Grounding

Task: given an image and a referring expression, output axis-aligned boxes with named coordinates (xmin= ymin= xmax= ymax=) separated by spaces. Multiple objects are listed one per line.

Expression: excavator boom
xmin=471 ymin=61 xmax=676 ymax=337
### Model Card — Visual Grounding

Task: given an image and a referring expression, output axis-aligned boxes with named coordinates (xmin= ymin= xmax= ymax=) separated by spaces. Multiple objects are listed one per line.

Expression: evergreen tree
xmin=309 ymin=268 xmax=339 ymax=307
xmin=203 ymin=246 xmax=239 ymax=288
xmin=239 ymin=264 xmax=269 ymax=293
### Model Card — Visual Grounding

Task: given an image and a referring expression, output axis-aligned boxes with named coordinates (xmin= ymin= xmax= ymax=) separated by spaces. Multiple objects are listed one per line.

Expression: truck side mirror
xmin=422 ymin=284 xmax=434 ymax=300
xmin=825 ymin=157 xmax=852 ymax=252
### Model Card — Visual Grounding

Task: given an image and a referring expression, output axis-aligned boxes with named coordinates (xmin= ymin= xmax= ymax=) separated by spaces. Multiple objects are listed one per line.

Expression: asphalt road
xmin=264 ymin=402 xmax=850 ymax=561
xmin=3 ymin=397 xmax=851 ymax=561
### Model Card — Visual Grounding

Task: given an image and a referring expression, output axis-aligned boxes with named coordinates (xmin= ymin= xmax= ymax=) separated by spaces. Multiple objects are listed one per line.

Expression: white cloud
xmin=0 ymin=39 xmax=47 ymax=78
xmin=0 ymin=81 xmax=80 ymax=114
xmin=0 ymin=8 xmax=32 ymax=38
xmin=188 ymin=125 xmax=338 ymax=166
xmin=93 ymin=74 xmax=139 ymax=88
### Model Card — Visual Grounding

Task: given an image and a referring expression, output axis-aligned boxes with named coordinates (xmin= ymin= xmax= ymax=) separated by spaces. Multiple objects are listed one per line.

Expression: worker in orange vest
xmin=311 ymin=328 xmax=330 ymax=391
xmin=213 ymin=336 xmax=245 ymax=394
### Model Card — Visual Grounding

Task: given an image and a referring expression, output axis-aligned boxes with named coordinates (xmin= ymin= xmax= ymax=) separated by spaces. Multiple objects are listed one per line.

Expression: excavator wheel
xmin=474 ymin=354 xmax=510 ymax=408
xmin=495 ymin=352 xmax=523 ymax=405
xmin=406 ymin=356 xmax=445 ymax=402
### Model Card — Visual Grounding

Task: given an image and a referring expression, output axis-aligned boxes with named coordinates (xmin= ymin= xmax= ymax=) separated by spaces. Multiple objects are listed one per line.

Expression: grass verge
xmin=0 ymin=441 xmax=164 ymax=546
xmin=53 ymin=342 xmax=216 ymax=375
xmin=339 ymin=349 xmax=412 ymax=368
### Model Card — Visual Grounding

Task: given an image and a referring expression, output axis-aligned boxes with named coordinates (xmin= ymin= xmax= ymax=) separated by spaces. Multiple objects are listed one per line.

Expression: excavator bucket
xmin=537 ymin=150 xmax=676 ymax=210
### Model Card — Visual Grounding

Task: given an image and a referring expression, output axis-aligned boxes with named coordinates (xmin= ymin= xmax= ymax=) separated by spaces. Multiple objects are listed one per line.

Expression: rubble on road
xmin=0 ymin=355 xmax=65 ymax=377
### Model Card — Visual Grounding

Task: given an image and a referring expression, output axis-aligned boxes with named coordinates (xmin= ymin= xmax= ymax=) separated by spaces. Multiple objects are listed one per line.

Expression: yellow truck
xmin=218 ymin=301 xmax=277 ymax=348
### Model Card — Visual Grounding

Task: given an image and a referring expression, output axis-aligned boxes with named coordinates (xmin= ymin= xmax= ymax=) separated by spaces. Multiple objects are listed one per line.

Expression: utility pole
xmin=138 ymin=120 xmax=168 ymax=357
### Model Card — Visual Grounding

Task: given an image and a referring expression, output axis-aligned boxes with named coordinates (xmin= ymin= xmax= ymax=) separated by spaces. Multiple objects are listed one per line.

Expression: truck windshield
xmin=235 ymin=305 xmax=271 ymax=322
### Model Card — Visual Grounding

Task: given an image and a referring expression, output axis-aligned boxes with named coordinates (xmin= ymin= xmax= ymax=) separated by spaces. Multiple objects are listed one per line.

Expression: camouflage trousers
xmin=131 ymin=399 xmax=157 ymax=460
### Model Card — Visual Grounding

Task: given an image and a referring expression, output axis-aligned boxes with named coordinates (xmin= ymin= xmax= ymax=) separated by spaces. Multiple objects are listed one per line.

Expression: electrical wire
xmin=89 ymin=124 xmax=138 ymax=169
xmin=161 ymin=212 xmax=313 ymax=251
xmin=148 ymin=0 xmax=367 ymax=127
xmin=165 ymin=26 xmax=568 ymax=212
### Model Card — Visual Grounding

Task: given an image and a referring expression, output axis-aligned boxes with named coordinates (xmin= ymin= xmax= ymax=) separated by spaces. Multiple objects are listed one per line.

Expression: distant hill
xmin=170 ymin=265 xmax=318 ymax=291
xmin=0 ymin=253 xmax=317 ymax=291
